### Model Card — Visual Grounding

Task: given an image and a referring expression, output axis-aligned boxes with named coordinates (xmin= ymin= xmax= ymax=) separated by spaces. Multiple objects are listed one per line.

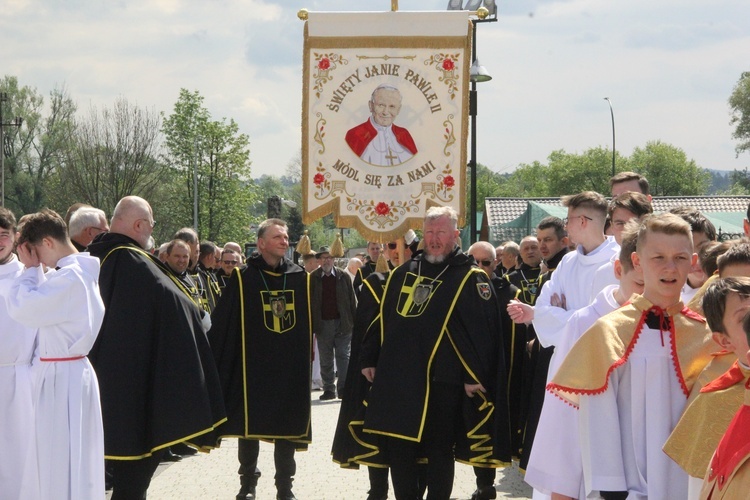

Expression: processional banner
xmin=302 ymin=11 xmax=472 ymax=241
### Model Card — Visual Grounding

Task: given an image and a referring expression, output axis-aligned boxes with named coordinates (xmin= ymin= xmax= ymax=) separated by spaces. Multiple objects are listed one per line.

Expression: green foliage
xmin=546 ymin=147 xmax=625 ymax=195
xmin=1 ymin=76 xmax=76 ymax=215
xmin=729 ymin=71 xmax=750 ymax=157
xmin=629 ymin=140 xmax=710 ymax=196
xmin=161 ymin=89 xmax=256 ymax=244
xmin=49 ymin=97 xmax=166 ymax=215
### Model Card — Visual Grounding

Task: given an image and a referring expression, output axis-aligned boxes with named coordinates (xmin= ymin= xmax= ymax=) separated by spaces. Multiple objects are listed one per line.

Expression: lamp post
xmin=604 ymin=97 xmax=616 ymax=177
xmin=0 ymin=92 xmax=23 ymax=207
xmin=459 ymin=1 xmax=496 ymax=244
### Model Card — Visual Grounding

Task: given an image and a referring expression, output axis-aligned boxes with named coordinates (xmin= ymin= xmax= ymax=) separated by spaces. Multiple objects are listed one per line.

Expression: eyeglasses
xmin=563 ymin=215 xmax=592 ymax=225
xmin=387 ymin=242 xmax=398 ymax=250
xmin=138 ymin=218 xmax=156 ymax=228
xmin=89 ymin=227 xmax=108 ymax=234
xmin=222 ymin=260 xmax=238 ymax=265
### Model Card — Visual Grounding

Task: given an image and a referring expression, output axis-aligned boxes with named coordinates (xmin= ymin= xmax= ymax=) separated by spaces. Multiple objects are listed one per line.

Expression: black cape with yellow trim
xmin=208 ymin=253 xmax=312 ymax=444
xmin=362 ymin=248 xmax=511 ymax=466
xmin=332 ymin=271 xmax=389 ymax=468
xmin=87 ymin=232 xmax=226 ymax=459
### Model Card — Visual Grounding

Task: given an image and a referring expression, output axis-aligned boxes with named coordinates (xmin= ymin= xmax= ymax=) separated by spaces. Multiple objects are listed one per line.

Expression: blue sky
xmin=3 ymin=0 xmax=749 ymax=178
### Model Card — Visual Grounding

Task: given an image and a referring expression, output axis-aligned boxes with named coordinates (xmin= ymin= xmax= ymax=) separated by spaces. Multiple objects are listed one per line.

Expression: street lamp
xmin=0 ymin=92 xmax=23 ymax=207
xmin=448 ymin=1 xmax=497 ymax=244
xmin=604 ymin=97 xmax=616 ymax=177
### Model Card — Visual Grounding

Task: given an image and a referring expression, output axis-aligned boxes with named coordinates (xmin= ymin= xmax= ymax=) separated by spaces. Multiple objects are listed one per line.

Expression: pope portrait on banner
xmin=301 ymin=10 xmax=471 ymax=242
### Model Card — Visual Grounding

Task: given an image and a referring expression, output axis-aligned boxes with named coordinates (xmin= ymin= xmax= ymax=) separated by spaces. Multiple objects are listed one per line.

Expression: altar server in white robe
xmin=5 ymin=209 xmax=105 ymax=500
xmin=513 ymin=192 xmax=618 ymax=499
xmin=548 ymin=214 xmax=715 ymax=499
xmin=0 ymin=207 xmax=40 ymax=500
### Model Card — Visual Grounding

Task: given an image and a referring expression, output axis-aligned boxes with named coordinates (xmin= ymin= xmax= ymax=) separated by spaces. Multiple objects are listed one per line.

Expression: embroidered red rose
xmin=375 ymin=202 xmax=390 ymax=216
xmin=442 ymin=58 xmax=455 ymax=71
xmin=313 ymin=173 xmax=325 ymax=185
xmin=318 ymin=58 xmax=331 ymax=70
xmin=443 ymin=175 xmax=455 ymax=188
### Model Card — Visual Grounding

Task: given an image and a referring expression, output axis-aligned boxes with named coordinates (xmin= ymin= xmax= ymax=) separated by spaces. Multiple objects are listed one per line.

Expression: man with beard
xmin=361 ymin=207 xmax=509 ymax=499
xmin=209 ymin=219 xmax=312 ymax=500
xmin=332 ymin=232 xmax=421 ymax=500
xmin=87 ymin=196 xmax=225 ymax=499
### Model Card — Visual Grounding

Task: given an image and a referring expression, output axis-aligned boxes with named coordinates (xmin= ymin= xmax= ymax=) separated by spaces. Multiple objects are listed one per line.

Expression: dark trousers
xmin=110 ymin=450 xmax=164 ymax=500
xmin=473 ymin=466 xmax=496 ymax=489
xmin=388 ymin=382 xmax=462 ymax=500
xmin=368 ymin=466 xmax=389 ymax=499
xmin=238 ymin=438 xmax=296 ymax=493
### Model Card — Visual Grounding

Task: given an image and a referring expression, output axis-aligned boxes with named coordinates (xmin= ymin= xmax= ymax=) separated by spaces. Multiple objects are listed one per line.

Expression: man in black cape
xmin=361 ymin=207 xmax=511 ymax=499
xmin=87 ymin=196 xmax=226 ymax=500
xmin=208 ymin=218 xmax=312 ymax=500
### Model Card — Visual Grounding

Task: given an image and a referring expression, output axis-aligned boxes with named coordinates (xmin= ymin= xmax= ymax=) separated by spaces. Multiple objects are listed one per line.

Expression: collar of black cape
xmin=247 ymin=253 xmax=304 ymax=275
xmin=518 ymin=261 xmax=541 ymax=272
xmin=86 ymin=231 xmax=143 ymax=258
xmin=545 ymin=247 xmax=569 ymax=270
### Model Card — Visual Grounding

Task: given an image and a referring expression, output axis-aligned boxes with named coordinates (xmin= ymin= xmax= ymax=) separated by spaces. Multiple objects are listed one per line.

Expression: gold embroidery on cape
xmin=262 ymin=290 xmax=296 ymax=333
xmin=396 ymin=271 xmax=443 ymax=317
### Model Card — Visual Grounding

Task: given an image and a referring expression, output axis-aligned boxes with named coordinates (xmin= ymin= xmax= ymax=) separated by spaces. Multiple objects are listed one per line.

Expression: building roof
xmin=483 ymin=195 xmax=750 ymax=244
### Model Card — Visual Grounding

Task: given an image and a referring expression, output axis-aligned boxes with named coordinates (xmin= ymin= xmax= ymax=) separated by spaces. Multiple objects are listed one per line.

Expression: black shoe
xmin=276 ymin=493 xmax=297 ymax=500
xmin=172 ymin=442 xmax=198 ymax=456
xmin=337 ymin=390 xmax=344 ymax=399
xmin=471 ymin=485 xmax=497 ymax=500
xmin=319 ymin=390 xmax=336 ymax=401
xmin=161 ymin=450 xmax=182 ymax=462
xmin=236 ymin=484 xmax=256 ymax=499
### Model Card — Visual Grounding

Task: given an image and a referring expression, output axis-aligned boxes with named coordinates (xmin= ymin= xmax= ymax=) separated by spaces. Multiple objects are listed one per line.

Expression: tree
xmin=729 ymin=71 xmax=750 ymax=157
xmin=52 ymin=97 xmax=165 ymax=214
xmin=546 ymin=147 xmax=625 ymax=196
xmin=1 ymin=76 xmax=76 ymax=214
xmin=500 ymin=161 xmax=550 ymax=197
xmin=629 ymin=141 xmax=710 ymax=196
xmin=162 ymin=89 xmax=256 ymax=243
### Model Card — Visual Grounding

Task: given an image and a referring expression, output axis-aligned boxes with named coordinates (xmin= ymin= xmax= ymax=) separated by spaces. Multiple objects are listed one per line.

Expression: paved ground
xmin=140 ymin=394 xmax=533 ymax=499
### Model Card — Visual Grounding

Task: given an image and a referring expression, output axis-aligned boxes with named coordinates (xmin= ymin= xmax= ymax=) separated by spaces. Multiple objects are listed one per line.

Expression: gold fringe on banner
xmin=296 ymin=230 xmax=312 ymax=256
xmin=330 ymin=233 xmax=345 ymax=258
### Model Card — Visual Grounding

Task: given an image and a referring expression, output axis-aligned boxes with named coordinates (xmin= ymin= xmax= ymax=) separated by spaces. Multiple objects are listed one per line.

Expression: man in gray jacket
xmin=310 ymin=246 xmax=357 ymax=401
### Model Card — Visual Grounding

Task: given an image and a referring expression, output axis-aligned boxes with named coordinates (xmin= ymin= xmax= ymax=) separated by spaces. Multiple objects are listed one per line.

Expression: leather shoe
xmin=236 ymin=484 xmax=256 ymax=499
xmin=276 ymin=494 xmax=297 ymax=500
xmin=319 ymin=390 xmax=336 ymax=401
xmin=471 ymin=485 xmax=497 ymax=500
xmin=161 ymin=450 xmax=182 ymax=462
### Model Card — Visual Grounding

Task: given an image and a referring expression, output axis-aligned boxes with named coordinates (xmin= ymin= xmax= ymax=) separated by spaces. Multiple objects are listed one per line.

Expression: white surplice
xmin=0 ymin=255 xmax=40 ymax=500
xmin=578 ymin=324 xmax=690 ymax=499
xmin=5 ymin=253 xmax=106 ymax=500
xmin=525 ymin=236 xmax=619 ymax=498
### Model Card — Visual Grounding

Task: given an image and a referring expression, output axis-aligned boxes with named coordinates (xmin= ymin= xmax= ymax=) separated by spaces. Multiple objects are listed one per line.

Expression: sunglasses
xmin=478 ymin=260 xmax=493 ymax=267
xmin=222 ymin=260 xmax=238 ymax=265
xmin=387 ymin=242 xmax=398 ymax=250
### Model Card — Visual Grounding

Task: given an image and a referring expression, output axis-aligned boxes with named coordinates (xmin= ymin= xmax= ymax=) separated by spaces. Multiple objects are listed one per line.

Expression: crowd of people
xmin=3 ymin=171 xmax=750 ymax=499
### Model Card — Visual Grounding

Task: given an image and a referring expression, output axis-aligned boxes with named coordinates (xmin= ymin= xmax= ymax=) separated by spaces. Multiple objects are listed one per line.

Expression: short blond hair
xmin=635 ymin=213 xmax=692 ymax=253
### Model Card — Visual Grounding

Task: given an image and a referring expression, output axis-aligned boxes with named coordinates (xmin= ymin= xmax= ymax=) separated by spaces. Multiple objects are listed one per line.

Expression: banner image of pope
xmin=345 ymin=84 xmax=418 ymax=167
xmin=302 ymin=10 xmax=471 ymax=242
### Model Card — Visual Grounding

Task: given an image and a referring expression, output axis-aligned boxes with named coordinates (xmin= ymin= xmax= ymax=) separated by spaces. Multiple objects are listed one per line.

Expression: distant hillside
xmin=707 ymin=168 xmax=732 ymax=194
